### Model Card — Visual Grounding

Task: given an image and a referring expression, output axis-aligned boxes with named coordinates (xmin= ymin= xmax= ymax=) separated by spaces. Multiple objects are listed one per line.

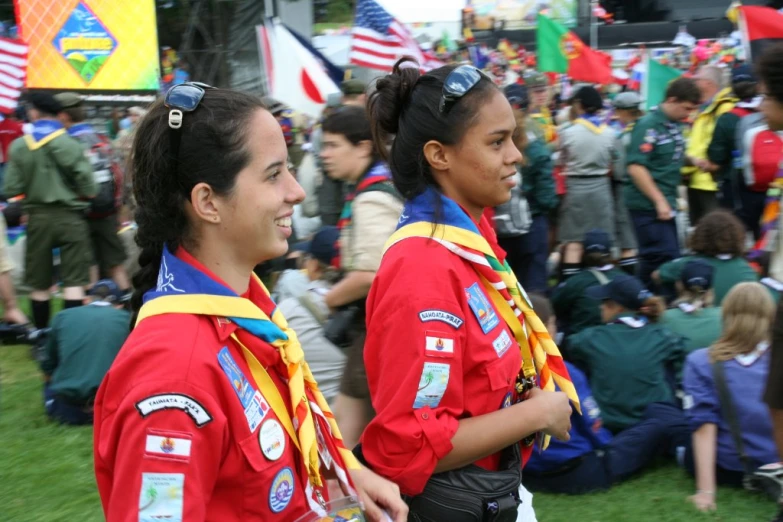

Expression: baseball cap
xmin=89 ymin=279 xmax=123 ymax=303
xmin=524 ymin=72 xmax=548 ymax=90
xmin=341 ymin=79 xmax=367 ymax=96
xmin=681 ymin=259 xmax=714 ymax=290
xmin=731 ymin=64 xmax=756 ymax=84
xmin=583 ymin=229 xmax=611 ymax=254
xmin=26 ymin=92 xmax=62 ymax=115
xmin=54 ymin=92 xmax=83 ymax=109
xmin=294 ymin=226 xmax=340 ymax=266
xmin=612 ymin=91 xmax=642 ymax=110
xmin=503 ymin=83 xmax=529 ymax=110
xmin=586 ymin=274 xmax=654 ymax=310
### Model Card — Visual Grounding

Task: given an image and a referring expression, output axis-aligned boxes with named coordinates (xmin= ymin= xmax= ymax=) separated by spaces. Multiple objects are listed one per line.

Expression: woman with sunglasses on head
xmin=92 ymin=84 xmax=408 ymax=522
xmin=356 ymin=58 xmax=576 ymax=522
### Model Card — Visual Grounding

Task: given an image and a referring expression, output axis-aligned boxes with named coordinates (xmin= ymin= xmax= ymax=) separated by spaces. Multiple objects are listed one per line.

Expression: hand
xmin=655 ymin=200 xmax=673 ymax=221
xmin=688 ymin=491 xmax=716 ymax=512
xmin=349 ymin=467 xmax=408 ymax=522
xmin=527 ymin=387 xmax=572 ymax=441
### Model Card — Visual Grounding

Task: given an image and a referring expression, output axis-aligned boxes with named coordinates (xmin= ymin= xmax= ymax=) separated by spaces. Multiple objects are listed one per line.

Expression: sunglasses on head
xmin=164 ymin=82 xmax=214 ymax=175
xmin=440 ymin=65 xmax=486 ymax=114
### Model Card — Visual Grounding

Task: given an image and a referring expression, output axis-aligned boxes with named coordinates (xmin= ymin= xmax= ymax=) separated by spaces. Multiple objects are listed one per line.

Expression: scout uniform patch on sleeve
xmin=418 ymin=309 xmax=464 ymax=329
xmin=465 ymin=282 xmax=500 ymax=334
xmin=217 ymin=346 xmax=270 ymax=432
xmin=413 ymin=362 xmax=451 ymax=408
xmin=424 ymin=331 xmax=455 ymax=358
xmin=144 ymin=429 xmax=192 ymax=462
xmin=138 ymin=473 xmax=185 ymax=522
xmin=135 ymin=394 xmax=212 ymax=427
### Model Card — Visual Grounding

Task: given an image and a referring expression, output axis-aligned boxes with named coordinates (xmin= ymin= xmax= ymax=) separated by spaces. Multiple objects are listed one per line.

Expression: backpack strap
xmin=588 ymin=268 xmax=610 ymax=286
xmin=711 ymin=360 xmax=757 ymax=477
xmin=297 ymin=292 xmax=327 ymax=326
xmin=357 ymin=180 xmax=403 ymax=202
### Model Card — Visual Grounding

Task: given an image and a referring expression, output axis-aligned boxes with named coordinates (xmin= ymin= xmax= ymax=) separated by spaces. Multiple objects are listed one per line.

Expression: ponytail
xmin=129 ymin=242 xmax=163 ymax=329
xmin=638 ymin=296 xmax=665 ymax=323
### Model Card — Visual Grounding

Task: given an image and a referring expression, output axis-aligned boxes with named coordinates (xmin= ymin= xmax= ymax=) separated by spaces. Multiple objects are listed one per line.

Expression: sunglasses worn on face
xmin=164 ymin=82 xmax=214 ymax=174
xmin=440 ymin=65 xmax=485 ymax=114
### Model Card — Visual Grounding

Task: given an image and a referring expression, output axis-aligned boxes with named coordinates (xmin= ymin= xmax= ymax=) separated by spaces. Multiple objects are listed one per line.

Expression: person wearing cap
xmin=682 ymin=282 xmax=779 ymax=513
xmin=341 ymin=78 xmax=367 ymax=107
xmin=39 ymin=278 xmax=130 ymax=425
xmin=682 ymin=65 xmax=738 ymax=226
xmin=277 ymin=226 xmax=346 ymax=405
xmin=525 ymin=293 xmax=689 ymax=495
xmin=654 ymin=210 xmax=758 ymax=306
xmin=624 ymin=77 xmax=701 ymax=289
xmin=495 ymin=83 xmax=557 ymax=293
xmin=551 ymin=229 xmax=625 ymax=339
xmin=662 ymin=259 xmax=722 ymax=360
xmin=558 ymin=85 xmax=618 ymax=279
xmin=611 ymin=92 xmax=644 ymax=275
xmin=569 ymin=274 xmax=686 ymax=432
xmin=55 ymin=92 xmax=131 ymax=303
xmin=3 ymin=92 xmax=97 ymax=330
xmin=525 ymin=72 xmax=557 ymax=148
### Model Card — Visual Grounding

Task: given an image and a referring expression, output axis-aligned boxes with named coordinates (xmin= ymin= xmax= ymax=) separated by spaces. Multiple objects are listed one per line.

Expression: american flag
xmin=350 ymin=0 xmax=443 ymax=72
xmin=0 ymin=37 xmax=28 ymax=114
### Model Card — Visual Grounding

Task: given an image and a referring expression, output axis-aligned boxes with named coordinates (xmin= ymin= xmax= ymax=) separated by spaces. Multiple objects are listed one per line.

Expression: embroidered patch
xmin=639 ymin=142 xmax=653 ymax=153
xmin=413 ymin=362 xmax=451 ymax=409
xmin=145 ymin=430 xmax=192 ymax=461
xmin=425 ymin=331 xmax=455 ymax=358
xmin=644 ymin=128 xmax=657 ymax=143
xmin=492 ymin=330 xmax=513 ymax=357
xmin=465 ymin=282 xmax=500 ymax=334
xmin=217 ymin=346 xmax=270 ymax=432
xmin=269 ymin=467 xmax=295 ymax=513
xmin=135 ymin=394 xmax=212 ymax=427
xmin=138 ymin=473 xmax=184 ymax=522
xmin=418 ymin=309 xmax=464 ymax=329
xmin=501 ymin=391 xmax=513 ymax=409
xmin=259 ymin=419 xmax=286 ymax=461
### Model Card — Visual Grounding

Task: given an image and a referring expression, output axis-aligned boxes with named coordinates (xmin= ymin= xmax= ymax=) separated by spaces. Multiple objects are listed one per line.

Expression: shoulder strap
xmin=711 ymin=360 xmax=756 ymax=475
xmin=297 ymin=292 xmax=327 ymax=326
xmin=358 ymin=180 xmax=403 ymax=202
xmin=588 ymin=268 xmax=610 ymax=285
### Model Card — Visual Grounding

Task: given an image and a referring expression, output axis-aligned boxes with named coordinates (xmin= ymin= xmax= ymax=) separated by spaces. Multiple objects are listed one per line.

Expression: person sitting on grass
xmin=661 ymin=259 xmax=723 ymax=358
xmin=682 ymin=282 xmax=780 ymax=512
xmin=524 ymin=293 xmax=689 ymax=495
xmin=40 ymin=279 xmax=129 ymax=425
xmin=569 ymin=274 xmax=686 ymax=433
xmin=654 ymin=209 xmax=757 ymax=305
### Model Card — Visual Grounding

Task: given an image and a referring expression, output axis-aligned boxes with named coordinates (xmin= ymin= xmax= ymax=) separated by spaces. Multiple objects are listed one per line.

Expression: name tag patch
xmin=425 ymin=331 xmax=455 ymax=358
xmin=418 ymin=309 xmax=464 ymax=329
xmin=217 ymin=346 xmax=270 ymax=432
xmin=492 ymin=330 xmax=513 ymax=357
xmin=139 ymin=473 xmax=184 ymax=522
xmin=135 ymin=394 xmax=212 ymax=427
xmin=413 ymin=362 xmax=451 ymax=409
xmin=145 ymin=430 xmax=192 ymax=461
xmin=466 ymin=282 xmax=500 ymax=334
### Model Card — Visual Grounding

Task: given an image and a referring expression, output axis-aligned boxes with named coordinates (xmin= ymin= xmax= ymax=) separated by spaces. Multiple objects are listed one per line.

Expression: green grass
xmin=0 ymin=343 xmax=777 ymax=521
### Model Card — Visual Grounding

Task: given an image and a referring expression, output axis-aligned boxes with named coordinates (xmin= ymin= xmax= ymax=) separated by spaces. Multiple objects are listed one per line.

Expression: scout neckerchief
xmin=574 ymin=114 xmax=607 ymax=134
xmin=749 ymin=159 xmax=783 ymax=267
xmin=530 ymin=107 xmax=557 ymax=143
xmin=333 ymin=161 xmax=393 ymax=268
xmin=136 ymin=246 xmax=358 ymax=514
xmin=386 ymin=188 xmax=581 ymax=449
xmin=22 ymin=119 xmax=66 ymax=151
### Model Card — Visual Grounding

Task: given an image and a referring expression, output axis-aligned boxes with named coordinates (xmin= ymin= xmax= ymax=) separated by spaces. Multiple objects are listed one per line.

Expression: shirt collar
xmin=735 ymin=342 xmax=769 ymax=367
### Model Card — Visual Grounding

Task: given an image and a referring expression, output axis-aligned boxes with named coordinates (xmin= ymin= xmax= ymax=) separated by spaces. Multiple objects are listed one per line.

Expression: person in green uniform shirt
xmin=3 ymin=92 xmax=96 ymax=330
xmin=526 ymin=71 xmax=558 ymax=149
xmin=625 ymin=78 xmax=701 ymax=289
xmin=569 ymin=274 xmax=686 ymax=432
xmin=40 ymin=279 xmax=130 ymax=425
xmin=552 ymin=229 xmax=625 ymax=338
xmin=661 ymin=259 xmax=722 ymax=360
xmin=654 ymin=209 xmax=757 ymax=306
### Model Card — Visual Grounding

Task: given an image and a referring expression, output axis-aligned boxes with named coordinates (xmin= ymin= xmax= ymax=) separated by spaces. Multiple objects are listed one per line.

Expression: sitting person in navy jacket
xmin=524 ymin=294 xmax=689 ymax=494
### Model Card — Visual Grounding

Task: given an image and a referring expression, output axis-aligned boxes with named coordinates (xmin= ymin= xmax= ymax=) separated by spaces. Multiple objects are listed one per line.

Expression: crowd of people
xmin=4 ymin=34 xmax=783 ymax=522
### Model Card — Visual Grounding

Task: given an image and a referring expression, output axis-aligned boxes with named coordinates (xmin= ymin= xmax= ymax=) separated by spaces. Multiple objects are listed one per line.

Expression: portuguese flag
xmin=738 ymin=5 xmax=783 ymax=62
xmin=536 ymin=14 xmax=612 ymax=84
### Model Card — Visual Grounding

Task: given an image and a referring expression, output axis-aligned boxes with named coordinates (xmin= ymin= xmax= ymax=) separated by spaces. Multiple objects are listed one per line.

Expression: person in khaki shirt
xmin=319 ymin=105 xmax=402 ymax=449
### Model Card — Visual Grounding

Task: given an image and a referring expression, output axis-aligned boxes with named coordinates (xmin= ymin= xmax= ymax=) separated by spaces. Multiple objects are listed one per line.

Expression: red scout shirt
xmin=361 ymin=225 xmax=524 ymax=496
xmin=94 ymin=249 xmax=338 ymax=521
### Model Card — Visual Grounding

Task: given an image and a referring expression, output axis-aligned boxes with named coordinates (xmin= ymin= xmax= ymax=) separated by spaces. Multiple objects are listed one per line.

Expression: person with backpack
xmin=3 ymin=93 xmax=96 ymax=329
xmin=55 ymin=93 xmax=130 ymax=303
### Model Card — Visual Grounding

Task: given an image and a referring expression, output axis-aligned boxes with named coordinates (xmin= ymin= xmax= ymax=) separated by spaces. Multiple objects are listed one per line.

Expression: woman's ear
xmin=189 ymin=182 xmax=222 ymax=225
xmin=423 ymin=140 xmax=449 ymax=172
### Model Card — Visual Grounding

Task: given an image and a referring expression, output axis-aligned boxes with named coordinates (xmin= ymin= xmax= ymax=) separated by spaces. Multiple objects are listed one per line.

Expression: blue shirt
xmin=683 ymin=347 xmax=779 ymax=472
xmin=525 ymin=362 xmax=613 ymax=473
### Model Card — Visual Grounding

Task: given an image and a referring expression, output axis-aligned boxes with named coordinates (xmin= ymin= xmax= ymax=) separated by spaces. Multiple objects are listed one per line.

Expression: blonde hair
xmin=672 ymin=285 xmax=715 ymax=312
xmin=710 ymin=282 xmax=775 ymax=362
xmin=638 ymin=296 xmax=666 ymax=323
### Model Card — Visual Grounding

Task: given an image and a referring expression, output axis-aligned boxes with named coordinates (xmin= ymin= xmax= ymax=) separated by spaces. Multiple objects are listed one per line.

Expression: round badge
xmin=269 ymin=467 xmax=295 ymax=513
xmin=259 ymin=419 xmax=286 ymax=461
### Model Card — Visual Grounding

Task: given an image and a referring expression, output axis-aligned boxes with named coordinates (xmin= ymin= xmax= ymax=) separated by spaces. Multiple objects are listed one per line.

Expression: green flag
xmin=536 ymin=14 xmax=569 ymax=74
xmin=643 ymin=57 xmax=683 ymax=111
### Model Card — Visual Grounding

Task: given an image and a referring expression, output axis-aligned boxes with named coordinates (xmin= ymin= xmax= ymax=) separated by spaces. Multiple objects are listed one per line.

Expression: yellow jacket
xmin=683 ymin=87 xmax=738 ymax=191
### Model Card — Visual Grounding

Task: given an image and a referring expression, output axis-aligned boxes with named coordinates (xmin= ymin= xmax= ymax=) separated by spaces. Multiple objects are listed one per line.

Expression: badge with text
xmin=492 ymin=330 xmax=513 ymax=358
xmin=465 ymin=282 xmax=500 ymax=334
xmin=259 ymin=419 xmax=286 ymax=461
xmin=413 ymin=362 xmax=451 ymax=409
xmin=424 ymin=330 xmax=455 ymax=358
xmin=418 ymin=309 xmax=464 ymax=329
xmin=217 ymin=346 xmax=270 ymax=432
xmin=138 ymin=473 xmax=184 ymax=522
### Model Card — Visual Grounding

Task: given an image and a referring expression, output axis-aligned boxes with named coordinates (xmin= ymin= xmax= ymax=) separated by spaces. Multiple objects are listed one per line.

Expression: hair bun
xmin=369 ymin=57 xmax=421 ymax=136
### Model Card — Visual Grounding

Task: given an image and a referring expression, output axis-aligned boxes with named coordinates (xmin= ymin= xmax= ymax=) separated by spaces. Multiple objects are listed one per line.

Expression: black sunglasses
xmin=164 ymin=82 xmax=214 ymax=170
xmin=440 ymin=65 xmax=486 ymax=114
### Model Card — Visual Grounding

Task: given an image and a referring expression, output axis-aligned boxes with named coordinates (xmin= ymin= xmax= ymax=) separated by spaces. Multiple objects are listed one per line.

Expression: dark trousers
xmin=630 ymin=210 xmax=680 ymax=289
xmin=43 ymin=384 xmax=92 ymax=425
xmin=498 ymin=215 xmax=549 ymax=295
xmin=525 ymin=403 xmax=689 ymax=495
xmin=736 ymin=187 xmax=767 ymax=241
xmin=687 ymin=188 xmax=719 ymax=226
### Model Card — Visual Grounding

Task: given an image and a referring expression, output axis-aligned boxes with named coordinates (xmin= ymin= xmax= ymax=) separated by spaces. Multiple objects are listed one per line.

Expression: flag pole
xmin=590 ymin=0 xmax=598 ymax=49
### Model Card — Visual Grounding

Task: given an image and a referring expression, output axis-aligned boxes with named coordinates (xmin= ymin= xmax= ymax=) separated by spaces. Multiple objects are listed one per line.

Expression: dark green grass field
xmin=0 ymin=344 xmax=776 ymax=521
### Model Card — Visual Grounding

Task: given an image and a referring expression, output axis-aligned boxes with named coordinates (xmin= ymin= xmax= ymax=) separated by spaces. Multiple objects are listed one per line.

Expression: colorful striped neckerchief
xmin=750 ymin=159 xmax=783 ymax=265
xmin=136 ymin=246 xmax=359 ymax=515
xmin=574 ymin=114 xmax=607 ymax=134
xmin=23 ymin=119 xmax=66 ymax=150
xmin=385 ymin=188 xmax=581 ymax=449
xmin=530 ymin=107 xmax=557 ymax=143
xmin=333 ymin=161 xmax=393 ymax=268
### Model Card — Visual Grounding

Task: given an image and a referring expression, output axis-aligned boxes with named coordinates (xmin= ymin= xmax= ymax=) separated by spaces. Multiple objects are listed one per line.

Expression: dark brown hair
xmin=665 ymin=77 xmax=701 ymax=104
xmin=757 ymin=44 xmax=783 ymax=104
xmin=689 ymin=209 xmax=746 ymax=258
